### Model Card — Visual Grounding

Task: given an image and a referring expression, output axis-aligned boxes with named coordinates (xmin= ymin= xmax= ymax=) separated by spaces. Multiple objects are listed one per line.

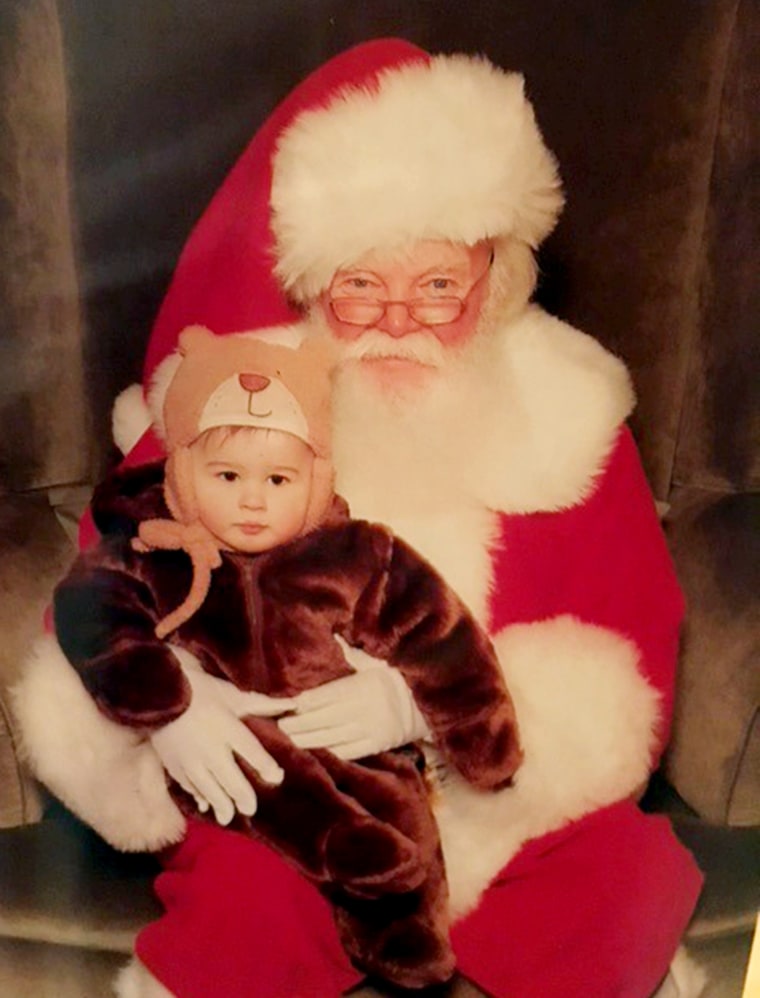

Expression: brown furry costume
xmin=52 ymin=331 xmax=522 ymax=988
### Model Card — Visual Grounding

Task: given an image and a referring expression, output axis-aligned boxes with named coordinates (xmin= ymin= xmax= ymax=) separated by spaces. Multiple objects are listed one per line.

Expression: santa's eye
xmin=419 ymin=276 xmax=460 ymax=298
xmin=332 ymin=272 xmax=382 ymax=298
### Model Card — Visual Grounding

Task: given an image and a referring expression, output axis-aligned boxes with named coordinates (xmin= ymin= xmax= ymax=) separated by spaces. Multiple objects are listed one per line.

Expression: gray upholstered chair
xmin=0 ymin=2 xmax=757 ymax=994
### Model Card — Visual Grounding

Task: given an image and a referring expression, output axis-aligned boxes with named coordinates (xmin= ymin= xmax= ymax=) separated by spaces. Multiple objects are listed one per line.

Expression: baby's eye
xmin=217 ymin=470 xmax=239 ymax=483
xmin=268 ymin=474 xmax=289 ymax=486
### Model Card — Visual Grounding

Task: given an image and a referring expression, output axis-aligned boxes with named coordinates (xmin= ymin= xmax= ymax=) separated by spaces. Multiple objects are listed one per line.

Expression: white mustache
xmin=341 ymin=331 xmax=446 ymax=367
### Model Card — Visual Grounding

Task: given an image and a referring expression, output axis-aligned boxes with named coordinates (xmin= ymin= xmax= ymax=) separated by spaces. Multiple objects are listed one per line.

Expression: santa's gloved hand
xmin=151 ymin=665 xmax=294 ymax=825
xmin=278 ymin=659 xmax=430 ymax=760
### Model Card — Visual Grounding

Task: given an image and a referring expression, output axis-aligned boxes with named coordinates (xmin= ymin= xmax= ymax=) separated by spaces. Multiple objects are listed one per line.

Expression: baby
xmin=53 ymin=325 xmax=522 ymax=988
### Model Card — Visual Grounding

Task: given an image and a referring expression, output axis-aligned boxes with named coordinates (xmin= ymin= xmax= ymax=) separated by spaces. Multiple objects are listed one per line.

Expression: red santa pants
xmin=136 ymin=800 xmax=702 ymax=998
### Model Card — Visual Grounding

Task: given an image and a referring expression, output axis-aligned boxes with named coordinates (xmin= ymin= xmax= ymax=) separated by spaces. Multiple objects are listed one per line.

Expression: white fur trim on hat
xmin=271 ymin=54 xmax=564 ymax=300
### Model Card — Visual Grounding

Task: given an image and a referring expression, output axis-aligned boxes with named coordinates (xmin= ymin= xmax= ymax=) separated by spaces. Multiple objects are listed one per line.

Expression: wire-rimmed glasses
xmin=328 ymin=254 xmax=492 ymax=328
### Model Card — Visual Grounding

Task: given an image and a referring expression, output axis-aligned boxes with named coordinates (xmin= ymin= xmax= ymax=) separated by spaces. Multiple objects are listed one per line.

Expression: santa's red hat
xmin=144 ymin=39 xmax=562 ymax=381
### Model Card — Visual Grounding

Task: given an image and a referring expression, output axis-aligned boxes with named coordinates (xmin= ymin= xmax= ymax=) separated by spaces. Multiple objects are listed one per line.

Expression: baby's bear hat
xmin=137 ymin=324 xmax=337 ymax=637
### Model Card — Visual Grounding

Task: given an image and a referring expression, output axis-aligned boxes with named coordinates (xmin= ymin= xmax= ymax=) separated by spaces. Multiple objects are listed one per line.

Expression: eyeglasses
xmin=328 ymin=253 xmax=493 ymax=328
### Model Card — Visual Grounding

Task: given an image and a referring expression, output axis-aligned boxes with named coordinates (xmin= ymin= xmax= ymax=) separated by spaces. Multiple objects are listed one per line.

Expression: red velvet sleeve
xmin=489 ymin=427 xmax=684 ymax=761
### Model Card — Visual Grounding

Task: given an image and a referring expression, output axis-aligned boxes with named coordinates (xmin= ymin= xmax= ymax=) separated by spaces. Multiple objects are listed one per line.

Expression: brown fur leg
xmin=226 ymin=719 xmax=425 ymax=895
xmin=332 ymin=848 xmax=454 ymax=989
xmin=321 ymin=751 xmax=455 ymax=988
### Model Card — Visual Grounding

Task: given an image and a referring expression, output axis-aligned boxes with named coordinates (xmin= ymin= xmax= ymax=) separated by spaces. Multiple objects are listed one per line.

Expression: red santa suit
xmin=14 ymin=38 xmax=702 ymax=998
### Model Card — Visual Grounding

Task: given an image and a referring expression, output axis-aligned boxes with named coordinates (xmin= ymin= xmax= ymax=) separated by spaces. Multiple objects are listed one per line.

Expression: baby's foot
xmin=366 ymin=919 xmax=456 ymax=990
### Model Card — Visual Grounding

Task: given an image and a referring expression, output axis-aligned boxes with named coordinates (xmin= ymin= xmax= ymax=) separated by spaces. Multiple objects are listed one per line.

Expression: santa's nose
xmin=239 ymin=373 xmax=270 ymax=393
xmin=379 ymin=301 xmax=421 ymax=338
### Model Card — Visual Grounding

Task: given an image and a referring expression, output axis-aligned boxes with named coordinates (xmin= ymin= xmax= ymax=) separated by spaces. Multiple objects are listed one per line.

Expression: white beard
xmin=331 ymin=330 xmax=507 ymax=624
xmin=339 ymin=328 xmax=448 ymax=368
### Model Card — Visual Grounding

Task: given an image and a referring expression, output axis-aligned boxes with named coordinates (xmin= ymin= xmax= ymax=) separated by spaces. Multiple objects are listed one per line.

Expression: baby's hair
xmin=190 ymin=424 xmax=316 ymax=459
xmin=192 ymin=424 xmax=280 ymax=450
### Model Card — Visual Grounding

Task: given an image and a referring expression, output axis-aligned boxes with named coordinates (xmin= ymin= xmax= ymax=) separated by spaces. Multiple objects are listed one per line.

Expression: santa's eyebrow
xmin=417 ymin=264 xmax=466 ymax=278
xmin=333 ymin=268 xmax=383 ymax=281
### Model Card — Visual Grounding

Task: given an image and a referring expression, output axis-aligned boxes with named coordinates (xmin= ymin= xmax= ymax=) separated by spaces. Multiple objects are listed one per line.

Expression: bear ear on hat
xmin=178 ymin=325 xmax=216 ymax=355
xmin=148 ymin=325 xmax=214 ymax=440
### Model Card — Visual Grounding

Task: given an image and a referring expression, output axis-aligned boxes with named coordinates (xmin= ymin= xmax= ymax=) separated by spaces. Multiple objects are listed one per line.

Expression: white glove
xmin=278 ymin=645 xmax=430 ymax=760
xmin=151 ymin=665 xmax=295 ymax=826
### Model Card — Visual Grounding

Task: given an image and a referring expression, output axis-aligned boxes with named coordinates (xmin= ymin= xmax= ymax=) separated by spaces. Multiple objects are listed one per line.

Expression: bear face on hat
xmin=150 ymin=324 xmax=337 ymax=460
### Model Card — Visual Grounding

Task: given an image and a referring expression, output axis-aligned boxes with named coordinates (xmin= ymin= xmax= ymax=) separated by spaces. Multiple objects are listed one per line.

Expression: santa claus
xmin=14 ymin=38 xmax=703 ymax=998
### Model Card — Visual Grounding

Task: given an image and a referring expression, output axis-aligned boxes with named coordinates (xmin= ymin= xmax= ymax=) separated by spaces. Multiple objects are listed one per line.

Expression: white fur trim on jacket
xmin=470 ymin=306 xmax=635 ymax=513
xmin=12 ymin=634 xmax=185 ymax=852
xmin=271 ymin=55 xmax=564 ymax=300
xmin=112 ymin=383 xmax=152 ymax=456
xmin=434 ymin=614 xmax=660 ymax=920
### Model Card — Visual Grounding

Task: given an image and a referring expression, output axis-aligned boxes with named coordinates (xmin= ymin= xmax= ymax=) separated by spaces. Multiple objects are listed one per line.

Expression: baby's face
xmin=189 ymin=428 xmax=314 ymax=554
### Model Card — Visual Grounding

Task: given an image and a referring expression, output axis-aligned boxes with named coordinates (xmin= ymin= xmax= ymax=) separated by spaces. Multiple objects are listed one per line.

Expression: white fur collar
xmin=436 ymin=304 xmax=635 ymax=514
xmin=489 ymin=305 xmax=635 ymax=512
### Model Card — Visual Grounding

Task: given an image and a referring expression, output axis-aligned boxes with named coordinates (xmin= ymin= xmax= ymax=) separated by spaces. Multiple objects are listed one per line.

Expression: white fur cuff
xmin=12 ymin=634 xmax=185 ymax=852
xmin=435 ymin=614 xmax=660 ymax=919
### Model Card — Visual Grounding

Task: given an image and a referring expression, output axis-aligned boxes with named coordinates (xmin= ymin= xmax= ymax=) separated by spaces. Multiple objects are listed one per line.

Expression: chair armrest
xmin=0 ymin=492 xmax=78 ymax=828
xmin=0 ymin=689 xmax=42 ymax=827
xmin=664 ymin=490 xmax=760 ymax=826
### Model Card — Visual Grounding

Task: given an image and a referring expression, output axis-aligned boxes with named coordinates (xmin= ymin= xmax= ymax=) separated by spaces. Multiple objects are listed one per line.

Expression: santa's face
xmin=319 ymin=240 xmax=492 ymax=391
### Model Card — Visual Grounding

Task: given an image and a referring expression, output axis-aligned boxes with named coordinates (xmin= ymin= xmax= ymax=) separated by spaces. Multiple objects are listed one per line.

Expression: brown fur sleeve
xmin=344 ymin=527 xmax=523 ymax=790
xmin=53 ymin=539 xmax=191 ymax=728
